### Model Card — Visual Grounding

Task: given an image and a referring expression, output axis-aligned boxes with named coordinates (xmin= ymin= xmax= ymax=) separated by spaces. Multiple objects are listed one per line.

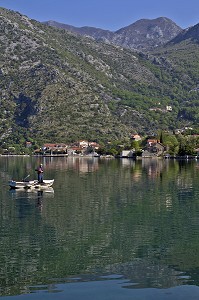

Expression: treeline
xmin=98 ymin=131 xmax=199 ymax=157
xmin=1 ymin=130 xmax=199 ymax=156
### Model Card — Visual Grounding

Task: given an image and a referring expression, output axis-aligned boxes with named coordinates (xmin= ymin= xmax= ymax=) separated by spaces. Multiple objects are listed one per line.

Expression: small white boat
xmin=9 ymin=179 xmax=54 ymax=189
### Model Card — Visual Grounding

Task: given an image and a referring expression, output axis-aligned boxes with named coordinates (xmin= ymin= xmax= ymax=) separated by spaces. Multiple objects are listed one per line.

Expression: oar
xmin=22 ymin=174 xmax=30 ymax=181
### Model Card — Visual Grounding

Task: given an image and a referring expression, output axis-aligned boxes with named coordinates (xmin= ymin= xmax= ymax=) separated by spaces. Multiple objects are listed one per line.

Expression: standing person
xmin=36 ymin=163 xmax=44 ymax=183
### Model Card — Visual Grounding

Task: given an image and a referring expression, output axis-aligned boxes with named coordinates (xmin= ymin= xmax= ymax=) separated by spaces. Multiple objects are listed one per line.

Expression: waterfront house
xmin=144 ymin=139 xmax=165 ymax=157
xmin=79 ymin=140 xmax=89 ymax=148
xmin=41 ymin=143 xmax=68 ymax=154
xmin=120 ymin=150 xmax=135 ymax=158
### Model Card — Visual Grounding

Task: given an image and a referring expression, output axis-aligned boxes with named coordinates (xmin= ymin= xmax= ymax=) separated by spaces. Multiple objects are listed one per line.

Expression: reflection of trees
xmin=43 ymin=158 xmax=199 ymax=283
xmin=1 ymin=157 xmax=199 ymax=295
xmin=0 ymin=193 xmax=58 ymax=296
xmin=0 ymin=156 xmax=100 ymax=183
xmin=104 ymin=260 xmax=185 ymax=289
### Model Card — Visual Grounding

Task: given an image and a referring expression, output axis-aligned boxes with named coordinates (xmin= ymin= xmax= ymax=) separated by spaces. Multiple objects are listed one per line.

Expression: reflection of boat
xmin=9 ymin=186 xmax=54 ymax=194
xmin=30 ymin=186 xmax=54 ymax=193
xmin=8 ymin=179 xmax=54 ymax=189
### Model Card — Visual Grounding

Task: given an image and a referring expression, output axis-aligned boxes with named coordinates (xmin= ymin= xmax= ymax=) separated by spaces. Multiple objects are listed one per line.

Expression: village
xmin=2 ymin=129 xmax=199 ymax=158
xmin=23 ymin=134 xmax=177 ymax=158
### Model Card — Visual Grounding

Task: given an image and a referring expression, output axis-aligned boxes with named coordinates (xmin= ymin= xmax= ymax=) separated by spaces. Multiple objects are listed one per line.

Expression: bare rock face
xmin=113 ymin=17 xmax=182 ymax=50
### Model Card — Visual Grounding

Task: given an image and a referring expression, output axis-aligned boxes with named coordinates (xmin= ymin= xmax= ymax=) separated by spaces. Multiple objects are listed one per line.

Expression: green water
xmin=1 ymin=156 xmax=199 ymax=299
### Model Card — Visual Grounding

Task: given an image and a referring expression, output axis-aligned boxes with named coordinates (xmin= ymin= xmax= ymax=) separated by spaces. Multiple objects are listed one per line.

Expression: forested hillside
xmin=0 ymin=7 xmax=199 ymax=147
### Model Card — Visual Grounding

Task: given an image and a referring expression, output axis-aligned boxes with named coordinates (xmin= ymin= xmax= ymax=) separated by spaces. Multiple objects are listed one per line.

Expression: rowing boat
xmin=9 ymin=179 xmax=54 ymax=189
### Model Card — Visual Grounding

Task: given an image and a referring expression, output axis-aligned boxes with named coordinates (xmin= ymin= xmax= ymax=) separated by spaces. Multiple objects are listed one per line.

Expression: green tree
xmin=163 ymin=134 xmax=179 ymax=155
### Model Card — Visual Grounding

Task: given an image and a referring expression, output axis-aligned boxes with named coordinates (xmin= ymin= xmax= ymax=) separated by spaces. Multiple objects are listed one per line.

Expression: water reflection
xmin=104 ymin=260 xmax=188 ymax=288
xmin=9 ymin=187 xmax=55 ymax=218
xmin=9 ymin=187 xmax=54 ymax=199
xmin=36 ymin=190 xmax=43 ymax=211
xmin=1 ymin=157 xmax=199 ymax=298
xmin=42 ymin=156 xmax=100 ymax=173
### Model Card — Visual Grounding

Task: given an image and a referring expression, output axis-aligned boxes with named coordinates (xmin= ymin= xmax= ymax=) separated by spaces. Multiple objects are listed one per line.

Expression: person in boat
xmin=35 ymin=163 xmax=44 ymax=183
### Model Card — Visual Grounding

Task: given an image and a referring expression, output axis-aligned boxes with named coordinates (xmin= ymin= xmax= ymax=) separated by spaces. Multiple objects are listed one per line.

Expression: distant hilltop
xmin=44 ymin=17 xmax=182 ymax=51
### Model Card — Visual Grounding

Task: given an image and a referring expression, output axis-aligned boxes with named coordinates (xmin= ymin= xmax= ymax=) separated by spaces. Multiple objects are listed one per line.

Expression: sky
xmin=0 ymin=0 xmax=198 ymax=31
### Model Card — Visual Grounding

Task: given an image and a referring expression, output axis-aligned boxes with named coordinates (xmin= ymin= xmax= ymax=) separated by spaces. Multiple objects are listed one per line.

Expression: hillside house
xmin=147 ymin=139 xmax=159 ymax=146
xmin=88 ymin=142 xmax=100 ymax=150
xmin=166 ymin=106 xmax=172 ymax=111
xmin=131 ymin=134 xmax=141 ymax=141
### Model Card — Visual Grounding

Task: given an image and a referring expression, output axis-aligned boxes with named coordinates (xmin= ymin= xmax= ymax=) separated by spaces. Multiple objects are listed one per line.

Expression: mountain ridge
xmin=168 ymin=22 xmax=199 ymax=44
xmin=44 ymin=17 xmax=182 ymax=50
xmin=0 ymin=7 xmax=199 ymax=146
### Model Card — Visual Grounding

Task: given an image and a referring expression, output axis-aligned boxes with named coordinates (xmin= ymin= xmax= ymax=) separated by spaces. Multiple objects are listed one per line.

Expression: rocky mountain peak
xmin=114 ymin=17 xmax=182 ymax=50
xmin=45 ymin=17 xmax=182 ymax=51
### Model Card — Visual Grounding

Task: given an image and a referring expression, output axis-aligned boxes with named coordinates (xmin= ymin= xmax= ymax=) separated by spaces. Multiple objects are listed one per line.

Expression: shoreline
xmin=1 ymin=154 xmax=199 ymax=160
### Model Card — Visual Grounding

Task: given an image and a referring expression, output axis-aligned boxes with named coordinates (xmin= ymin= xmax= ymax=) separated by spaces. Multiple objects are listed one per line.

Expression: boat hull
xmin=9 ymin=179 xmax=54 ymax=189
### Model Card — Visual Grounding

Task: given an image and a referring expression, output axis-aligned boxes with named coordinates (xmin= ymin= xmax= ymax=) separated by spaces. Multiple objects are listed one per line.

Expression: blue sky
xmin=0 ymin=0 xmax=198 ymax=31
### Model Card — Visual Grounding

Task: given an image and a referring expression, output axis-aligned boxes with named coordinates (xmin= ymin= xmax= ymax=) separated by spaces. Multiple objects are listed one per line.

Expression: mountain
xmin=44 ymin=20 xmax=115 ymax=41
xmin=151 ymin=22 xmax=199 ymax=127
xmin=0 ymin=7 xmax=158 ymax=144
xmin=0 ymin=7 xmax=199 ymax=147
xmin=114 ymin=17 xmax=182 ymax=50
xmin=45 ymin=17 xmax=182 ymax=51
xmin=168 ymin=22 xmax=199 ymax=44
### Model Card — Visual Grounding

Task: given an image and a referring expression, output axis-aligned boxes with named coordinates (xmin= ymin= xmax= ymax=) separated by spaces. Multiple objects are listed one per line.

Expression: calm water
xmin=1 ymin=156 xmax=199 ymax=299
